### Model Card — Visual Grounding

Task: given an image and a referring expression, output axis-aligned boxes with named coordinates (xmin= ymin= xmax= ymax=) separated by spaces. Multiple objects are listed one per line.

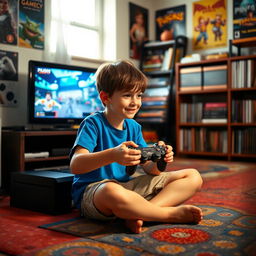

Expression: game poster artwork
xmin=193 ymin=0 xmax=227 ymax=50
xmin=129 ymin=3 xmax=148 ymax=60
xmin=0 ymin=50 xmax=18 ymax=81
xmin=155 ymin=5 xmax=186 ymax=41
xmin=0 ymin=0 xmax=18 ymax=45
xmin=0 ymin=50 xmax=18 ymax=107
xmin=233 ymin=0 xmax=256 ymax=39
xmin=19 ymin=0 xmax=44 ymax=49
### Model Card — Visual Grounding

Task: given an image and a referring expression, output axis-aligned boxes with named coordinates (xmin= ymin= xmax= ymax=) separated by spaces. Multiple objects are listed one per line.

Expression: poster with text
xmin=233 ymin=0 xmax=256 ymax=39
xmin=155 ymin=5 xmax=186 ymax=41
xmin=19 ymin=0 xmax=44 ymax=49
xmin=193 ymin=0 xmax=227 ymax=50
xmin=0 ymin=0 xmax=18 ymax=45
xmin=129 ymin=2 xmax=148 ymax=60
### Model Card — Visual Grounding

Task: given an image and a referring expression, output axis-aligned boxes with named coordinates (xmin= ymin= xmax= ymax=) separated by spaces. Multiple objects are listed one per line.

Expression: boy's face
xmin=105 ymin=89 xmax=142 ymax=120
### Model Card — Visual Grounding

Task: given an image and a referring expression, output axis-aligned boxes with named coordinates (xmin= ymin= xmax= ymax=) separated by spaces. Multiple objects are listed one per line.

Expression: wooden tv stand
xmin=2 ymin=129 xmax=77 ymax=190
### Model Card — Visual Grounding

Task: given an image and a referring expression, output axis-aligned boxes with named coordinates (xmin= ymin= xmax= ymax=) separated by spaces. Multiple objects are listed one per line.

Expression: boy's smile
xmin=103 ymin=90 xmax=143 ymax=129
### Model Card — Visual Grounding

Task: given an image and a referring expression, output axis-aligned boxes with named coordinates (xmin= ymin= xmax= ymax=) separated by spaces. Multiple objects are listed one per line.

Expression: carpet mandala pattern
xmin=37 ymin=205 xmax=256 ymax=256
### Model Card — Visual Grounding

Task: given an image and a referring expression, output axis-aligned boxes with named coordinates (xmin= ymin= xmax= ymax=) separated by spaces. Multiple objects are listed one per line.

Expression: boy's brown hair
xmin=95 ymin=60 xmax=147 ymax=97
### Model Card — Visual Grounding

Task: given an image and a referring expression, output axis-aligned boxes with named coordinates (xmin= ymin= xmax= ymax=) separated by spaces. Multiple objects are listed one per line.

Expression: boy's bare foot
xmin=168 ymin=205 xmax=202 ymax=223
xmin=125 ymin=219 xmax=143 ymax=234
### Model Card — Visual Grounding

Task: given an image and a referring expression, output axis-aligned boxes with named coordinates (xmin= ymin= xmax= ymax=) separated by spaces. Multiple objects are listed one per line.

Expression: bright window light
xmin=68 ymin=0 xmax=102 ymax=58
xmin=50 ymin=0 xmax=102 ymax=59
xmin=69 ymin=0 xmax=97 ymax=26
xmin=68 ymin=26 xmax=100 ymax=59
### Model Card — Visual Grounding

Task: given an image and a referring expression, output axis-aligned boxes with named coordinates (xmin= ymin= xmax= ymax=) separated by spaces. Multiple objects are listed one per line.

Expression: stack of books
xmin=136 ymin=86 xmax=169 ymax=123
xmin=202 ymin=102 xmax=227 ymax=123
xmin=142 ymin=49 xmax=164 ymax=72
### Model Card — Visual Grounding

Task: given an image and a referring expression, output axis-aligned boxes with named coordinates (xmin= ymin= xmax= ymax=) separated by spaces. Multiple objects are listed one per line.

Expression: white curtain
xmin=43 ymin=0 xmax=71 ymax=64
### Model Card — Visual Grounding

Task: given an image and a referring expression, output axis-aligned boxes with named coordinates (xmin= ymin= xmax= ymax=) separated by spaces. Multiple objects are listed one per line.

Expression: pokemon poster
xmin=155 ymin=5 xmax=186 ymax=41
xmin=193 ymin=0 xmax=227 ymax=50
xmin=233 ymin=0 xmax=256 ymax=39
xmin=18 ymin=0 xmax=44 ymax=49
xmin=0 ymin=0 xmax=18 ymax=45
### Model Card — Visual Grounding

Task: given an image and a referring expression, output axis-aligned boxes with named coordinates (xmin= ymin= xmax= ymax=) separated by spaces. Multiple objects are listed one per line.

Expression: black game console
xmin=126 ymin=144 xmax=167 ymax=175
xmin=10 ymin=171 xmax=74 ymax=215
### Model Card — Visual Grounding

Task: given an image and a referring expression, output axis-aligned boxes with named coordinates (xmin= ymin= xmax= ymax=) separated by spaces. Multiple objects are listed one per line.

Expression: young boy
xmin=70 ymin=60 xmax=203 ymax=233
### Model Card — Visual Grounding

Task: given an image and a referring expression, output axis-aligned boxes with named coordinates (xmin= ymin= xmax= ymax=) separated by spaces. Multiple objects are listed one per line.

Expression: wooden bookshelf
xmin=176 ymin=55 xmax=256 ymax=160
xmin=138 ymin=36 xmax=187 ymax=146
xmin=229 ymin=37 xmax=256 ymax=56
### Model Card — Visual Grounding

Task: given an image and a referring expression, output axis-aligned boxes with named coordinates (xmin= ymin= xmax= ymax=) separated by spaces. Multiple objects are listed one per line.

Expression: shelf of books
xmin=230 ymin=55 xmax=256 ymax=159
xmin=138 ymin=36 xmax=187 ymax=145
xmin=176 ymin=55 xmax=256 ymax=160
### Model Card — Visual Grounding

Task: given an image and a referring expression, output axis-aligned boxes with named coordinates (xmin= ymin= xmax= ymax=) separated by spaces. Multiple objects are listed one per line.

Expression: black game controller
xmin=126 ymin=144 xmax=167 ymax=176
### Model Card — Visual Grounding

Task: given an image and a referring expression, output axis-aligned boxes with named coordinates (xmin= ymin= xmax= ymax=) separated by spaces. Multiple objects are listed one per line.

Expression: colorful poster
xmin=155 ymin=5 xmax=186 ymax=41
xmin=233 ymin=0 xmax=256 ymax=39
xmin=19 ymin=0 xmax=44 ymax=49
xmin=0 ymin=0 xmax=18 ymax=45
xmin=193 ymin=0 xmax=227 ymax=50
xmin=129 ymin=2 xmax=149 ymax=60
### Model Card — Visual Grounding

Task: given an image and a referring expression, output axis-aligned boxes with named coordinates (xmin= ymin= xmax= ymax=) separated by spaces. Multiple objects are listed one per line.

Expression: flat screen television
xmin=28 ymin=60 xmax=103 ymax=127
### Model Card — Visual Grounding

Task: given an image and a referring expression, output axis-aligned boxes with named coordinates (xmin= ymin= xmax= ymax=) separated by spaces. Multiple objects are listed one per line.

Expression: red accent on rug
xmin=0 ymin=197 xmax=79 ymax=255
xmin=187 ymin=169 xmax=256 ymax=214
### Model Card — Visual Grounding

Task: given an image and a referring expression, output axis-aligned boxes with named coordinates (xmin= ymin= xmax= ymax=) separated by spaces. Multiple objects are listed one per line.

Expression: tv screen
xmin=28 ymin=60 xmax=103 ymax=126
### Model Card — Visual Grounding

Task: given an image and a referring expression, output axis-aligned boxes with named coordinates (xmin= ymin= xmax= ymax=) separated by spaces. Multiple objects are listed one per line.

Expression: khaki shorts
xmin=80 ymin=172 xmax=171 ymax=221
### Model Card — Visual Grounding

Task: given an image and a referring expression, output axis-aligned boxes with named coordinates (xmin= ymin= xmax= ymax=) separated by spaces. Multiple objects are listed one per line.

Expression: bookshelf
xmin=176 ymin=55 xmax=256 ymax=160
xmin=229 ymin=37 xmax=256 ymax=56
xmin=138 ymin=36 xmax=187 ymax=145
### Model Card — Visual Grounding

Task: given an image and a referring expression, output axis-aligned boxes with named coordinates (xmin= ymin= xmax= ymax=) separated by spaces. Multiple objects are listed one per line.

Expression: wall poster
xmin=0 ymin=0 xmax=18 ymax=45
xmin=155 ymin=5 xmax=186 ymax=41
xmin=0 ymin=50 xmax=18 ymax=107
xmin=18 ymin=0 xmax=44 ymax=49
xmin=193 ymin=0 xmax=227 ymax=50
xmin=129 ymin=2 xmax=148 ymax=60
xmin=233 ymin=0 xmax=256 ymax=39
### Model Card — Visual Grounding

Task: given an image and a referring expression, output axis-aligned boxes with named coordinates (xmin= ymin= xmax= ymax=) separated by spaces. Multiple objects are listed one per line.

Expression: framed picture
xmin=193 ymin=0 xmax=227 ymax=50
xmin=233 ymin=0 xmax=256 ymax=39
xmin=129 ymin=2 xmax=148 ymax=60
xmin=155 ymin=5 xmax=186 ymax=41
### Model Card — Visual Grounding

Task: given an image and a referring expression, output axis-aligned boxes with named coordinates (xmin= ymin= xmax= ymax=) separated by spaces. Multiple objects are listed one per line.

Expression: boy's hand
xmin=112 ymin=141 xmax=141 ymax=166
xmin=158 ymin=141 xmax=174 ymax=163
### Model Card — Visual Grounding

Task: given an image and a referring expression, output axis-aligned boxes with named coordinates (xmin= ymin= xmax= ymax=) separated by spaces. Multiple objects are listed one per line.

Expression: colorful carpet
xmin=1 ymin=158 xmax=256 ymax=256
xmin=37 ymin=205 xmax=256 ymax=256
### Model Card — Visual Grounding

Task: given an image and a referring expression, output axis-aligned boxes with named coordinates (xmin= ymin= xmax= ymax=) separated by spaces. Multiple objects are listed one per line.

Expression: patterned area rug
xmin=1 ymin=158 xmax=256 ymax=256
xmin=37 ymin=205 xmax=256 ymax=256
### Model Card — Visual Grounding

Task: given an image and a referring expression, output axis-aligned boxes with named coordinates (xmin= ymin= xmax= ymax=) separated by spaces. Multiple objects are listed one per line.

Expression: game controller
xmin=126 ymin=144 xmax=167 ymax=176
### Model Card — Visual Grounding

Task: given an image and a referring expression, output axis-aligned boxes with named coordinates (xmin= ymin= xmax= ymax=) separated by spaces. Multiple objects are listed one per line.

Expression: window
xmin=50 ymin=0 xmax=103 ymax=60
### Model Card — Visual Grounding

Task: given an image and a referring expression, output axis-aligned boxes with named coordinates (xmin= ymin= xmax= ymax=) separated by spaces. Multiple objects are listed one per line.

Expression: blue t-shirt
xmin=71 ymin=111 xmax=147 ymax=209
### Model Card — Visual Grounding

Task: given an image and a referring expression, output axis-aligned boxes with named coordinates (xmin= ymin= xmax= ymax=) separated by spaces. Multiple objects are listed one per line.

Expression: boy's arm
xmin=142 ymin=142 xmax=174 ymax=175
xmin=70 ymin=141 xmax=142 ymax=174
